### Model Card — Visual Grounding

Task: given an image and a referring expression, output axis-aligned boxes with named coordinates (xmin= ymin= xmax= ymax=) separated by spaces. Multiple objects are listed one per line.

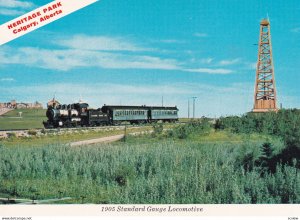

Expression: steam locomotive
xmin=43 ymin=102 xmax=178 ymax=128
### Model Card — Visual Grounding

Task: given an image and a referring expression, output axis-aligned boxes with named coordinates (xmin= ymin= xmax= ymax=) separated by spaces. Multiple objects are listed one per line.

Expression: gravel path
xmin=69 ymin=130 xmax=154 ymax=147
xmin=70 ymin=134 xmax=125 ymax=146
xmin=0 ymin=108 xmax=13 ymax=116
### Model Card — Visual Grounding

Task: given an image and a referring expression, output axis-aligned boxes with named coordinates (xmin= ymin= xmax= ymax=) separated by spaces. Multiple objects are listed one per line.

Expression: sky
xmin=0 ymin=0 xmax=299 ymax=117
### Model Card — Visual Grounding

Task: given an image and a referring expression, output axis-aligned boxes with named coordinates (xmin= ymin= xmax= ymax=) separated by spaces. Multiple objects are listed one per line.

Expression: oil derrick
xmin=253 ymin=19 xmax=278 ymax=112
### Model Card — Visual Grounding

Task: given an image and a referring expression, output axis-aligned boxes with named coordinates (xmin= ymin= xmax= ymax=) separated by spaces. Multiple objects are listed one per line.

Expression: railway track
xmin=0 ymin=122 xmax=186 ymax=139
xmin=0 ymin=121 xmax=186 ymax=133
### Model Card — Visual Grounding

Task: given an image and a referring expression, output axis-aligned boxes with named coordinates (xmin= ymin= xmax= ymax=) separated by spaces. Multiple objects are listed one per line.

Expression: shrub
xmin=7 ymin=133 xmax=16 ymax=138
xmin=114 ymin=165 xmax=135 ymax=186
xmin=152 ymin=124 xmax=163 ymax=137
xmin=28 ymin=130 xmax=37 ymax=136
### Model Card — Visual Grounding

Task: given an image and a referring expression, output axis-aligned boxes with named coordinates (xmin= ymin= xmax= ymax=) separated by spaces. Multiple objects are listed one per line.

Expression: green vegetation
xmin=1 ymin=126 xmax=152 ymax=147
xmin=215 ymin=109 xmax=300 ymax=169
xmin=2 ymin=137 xmax=298 ymax=204
xmin=0 ymin=109 xmax=46 ymax=130
xmin=0 ymin=109 xmax=299 ymax=204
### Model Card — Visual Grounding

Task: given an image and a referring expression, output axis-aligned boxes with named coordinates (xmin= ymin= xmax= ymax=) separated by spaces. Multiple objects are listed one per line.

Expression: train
xmin=43 ymin=102 xmax=179 ymax=128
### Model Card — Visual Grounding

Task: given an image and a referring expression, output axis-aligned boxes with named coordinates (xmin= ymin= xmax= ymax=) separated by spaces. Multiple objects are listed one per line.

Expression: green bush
xmin=7 ymin=133 xmax=16 ymax=138
xmin=0 ymin=138 xmax=298 ymax=204
xmin=28 ymin=130 xmax=38 ymax=136
xmin=215 ymin=109 xmax=300 ymax=169
xmin=169 ymin=118 xmax=212 ymax=139
xmin=152 ymin=124 xmax=163 ymax=137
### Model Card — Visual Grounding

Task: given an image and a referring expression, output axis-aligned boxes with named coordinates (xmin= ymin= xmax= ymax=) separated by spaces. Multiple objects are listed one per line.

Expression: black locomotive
xmin=43 ymin=102 xmax=178 ymax=128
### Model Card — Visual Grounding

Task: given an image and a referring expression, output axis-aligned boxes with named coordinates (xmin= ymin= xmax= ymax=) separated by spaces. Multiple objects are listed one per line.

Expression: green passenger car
xmin=101 ymin=105 xmax=179 ymax=124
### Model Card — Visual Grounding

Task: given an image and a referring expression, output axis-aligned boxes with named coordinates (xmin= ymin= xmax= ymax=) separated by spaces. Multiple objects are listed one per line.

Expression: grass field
xmin=0 ymin=109 xmax=47 ymax=130
xmin=1 ymin=126 xmax=298 ymax=204
xmin=0 ymin=114 xmax=299 ymax=204
xmin=1 ymin=126 xmax=152 ymax=147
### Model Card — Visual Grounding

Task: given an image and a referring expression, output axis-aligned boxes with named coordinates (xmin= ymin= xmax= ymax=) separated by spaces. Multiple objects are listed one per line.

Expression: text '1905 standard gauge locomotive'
xmin=43 ymin=102 xmax=179 ymax=128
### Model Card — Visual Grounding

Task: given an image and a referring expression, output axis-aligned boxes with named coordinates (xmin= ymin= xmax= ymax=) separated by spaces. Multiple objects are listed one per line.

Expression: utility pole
xmin=162 ymin=96 xmax=164 ymax=107
xmin=188 ymin=98 xmax=190 ymax=119
xmin=192 ymin=97 xmax=197 ymax=119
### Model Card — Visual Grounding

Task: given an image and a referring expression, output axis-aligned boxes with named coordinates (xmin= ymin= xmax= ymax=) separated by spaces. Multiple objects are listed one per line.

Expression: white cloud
xmin=56 ymin=35 xmax=150 ymax=52
xmin=291 ymin=27 xmax=300 ymax=33
xmin=160 ymin=39 xmax=185 ymax=44
xmin=0 ymin=34 xmax=235 ymax=75
xmin=219 ymin=58 xmax=241 ymax=66
xmin=194 ymin=33 xmax=208 ymax=38
xmin=0 ymin=46 xmax=180 ymax=71
xmin=0 ymin=8 xmax=24 ymax=15
xmin=248 ymin=62 xmax=257 ymax=70
xmin=0 ymin=0 xmax=33 ymax=9
xmin=0 ymin=77 xmax=14 ymax=81
xmin=0 ymin=45 xmax=235 ymax=74
xmin=185 ymin=68 xmax=233 ymax=74
xmin=0 ymin=0 xmax=34 ymax=15
xmin=200 ymin=58 xmax=213 ymax=64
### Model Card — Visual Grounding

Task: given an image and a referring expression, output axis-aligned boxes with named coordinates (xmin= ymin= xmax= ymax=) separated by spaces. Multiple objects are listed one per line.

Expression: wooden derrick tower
xmin=253 ymin=19 xmax=278 ymax=112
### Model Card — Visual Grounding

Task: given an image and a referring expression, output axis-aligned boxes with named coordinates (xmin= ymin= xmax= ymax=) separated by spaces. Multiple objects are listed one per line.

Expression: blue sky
xmin=0 ymin=0 xmax=299 ymax=117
